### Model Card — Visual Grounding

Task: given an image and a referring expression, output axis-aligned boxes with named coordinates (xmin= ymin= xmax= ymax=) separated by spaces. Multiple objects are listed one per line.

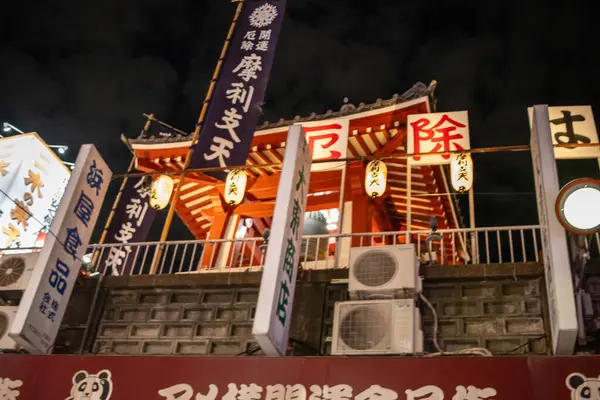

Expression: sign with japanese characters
xmin=527 ymin=106 xmax=600 ymax=160
xmin=529 ymin=105 xmax=578 ymax=355
xmin=0 ymin=133 xmax=70 ymax=250
xmin=293 ymin=119 xmax=349 ymax=172
xmin=4 ymin=355 xmax=600 ymax=399
xmin=407 ymin=111 xmax=471 ymax=166
xmin=97 ymin=176 xmax=156 ymax=276
xmin=253 ymin=125 xmax=311 ymax=356
xmin=189 ymin=0 xmax=287 ymax=180
xmin=9 ymin=145 xmax=112 ymax=354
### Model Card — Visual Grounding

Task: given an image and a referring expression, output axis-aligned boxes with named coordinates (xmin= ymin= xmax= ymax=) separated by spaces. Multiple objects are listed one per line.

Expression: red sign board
xmin=1 ymin=355 xmax=600 ymax=399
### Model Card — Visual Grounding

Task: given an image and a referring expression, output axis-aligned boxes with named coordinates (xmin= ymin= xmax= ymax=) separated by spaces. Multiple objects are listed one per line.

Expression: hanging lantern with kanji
xmin=450 ymin=152 xmax=473 ymax=193
xmin=225 ymin=169 xmax=248 ymax=206
xmin=364 ymin=160 xmax=387 ymax=198
xmin=150 ymin=175 xmax=174 ymax=210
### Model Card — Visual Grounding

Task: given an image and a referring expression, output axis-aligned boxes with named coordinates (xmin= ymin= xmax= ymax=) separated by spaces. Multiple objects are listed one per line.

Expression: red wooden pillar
xmin=348 ymin=163 xmax=371 ymax=247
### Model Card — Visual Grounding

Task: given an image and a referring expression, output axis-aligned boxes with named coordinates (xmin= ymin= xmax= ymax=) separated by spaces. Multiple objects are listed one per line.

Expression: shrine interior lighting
xmin=555 ymin=178 xmax=600 ymax=235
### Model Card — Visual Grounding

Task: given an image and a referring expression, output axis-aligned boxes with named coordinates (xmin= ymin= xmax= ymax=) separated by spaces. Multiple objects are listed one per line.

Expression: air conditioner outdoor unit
xmin=0 ymin=306 xmax=18 ymax=350
xmin=349 ymin=244 xmax=418 ymax=299
xmin=0 ymin=252 xmax=39 ymax=292
xmin=331 ymin=299 xmax=423 ymax=355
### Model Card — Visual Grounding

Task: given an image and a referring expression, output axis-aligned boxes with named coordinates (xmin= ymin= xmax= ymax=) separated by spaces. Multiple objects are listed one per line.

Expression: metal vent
xmin=352 ymin=250 xmax=397 ymax=287
xmin=0 ymin=312 xmax=8 ymax=339
xmin=339 ymin=305 xmax=387 ymax=350
xmin=0 ymin=257 xmax=26 ymax=287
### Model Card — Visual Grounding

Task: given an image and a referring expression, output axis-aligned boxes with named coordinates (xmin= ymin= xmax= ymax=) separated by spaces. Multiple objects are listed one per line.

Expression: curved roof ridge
xmin=129 ymin=80 xmax=437 ymax=145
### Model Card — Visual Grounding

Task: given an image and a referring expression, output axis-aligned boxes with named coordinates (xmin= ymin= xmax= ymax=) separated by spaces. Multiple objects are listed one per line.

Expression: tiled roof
xmin=128 ymin=80 xmax=438 ymax=145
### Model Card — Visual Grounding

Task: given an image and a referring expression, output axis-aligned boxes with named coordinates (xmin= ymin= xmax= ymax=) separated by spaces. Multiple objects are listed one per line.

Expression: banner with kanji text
xmin=189 ymin=0 xmax=287 ymax=180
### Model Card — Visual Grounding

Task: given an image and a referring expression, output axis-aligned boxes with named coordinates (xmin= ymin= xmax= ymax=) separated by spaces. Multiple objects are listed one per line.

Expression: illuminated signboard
xmin=0 ymin=133 xmax=70 ymax=250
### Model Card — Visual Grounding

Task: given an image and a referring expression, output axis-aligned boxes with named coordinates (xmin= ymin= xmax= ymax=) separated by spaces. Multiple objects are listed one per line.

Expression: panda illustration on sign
xmin=66 ymin=369 xmax=113 ymax=400
xmin=566 ymin=373 xmax=600 ymax=400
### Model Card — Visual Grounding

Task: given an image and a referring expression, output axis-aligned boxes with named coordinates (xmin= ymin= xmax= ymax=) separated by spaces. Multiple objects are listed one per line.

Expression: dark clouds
xmin=1 ymin=0 xmax=599 ymax=230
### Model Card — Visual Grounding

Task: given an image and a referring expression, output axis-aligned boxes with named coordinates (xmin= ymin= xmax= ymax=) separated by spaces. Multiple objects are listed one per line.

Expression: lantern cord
xmin=0 ymin=188 xmax=85 ymax=265
xmin=111 ymin=142 xmax=600 ymax=181
xmin=411 ymin=191 xmax=536 ymax=197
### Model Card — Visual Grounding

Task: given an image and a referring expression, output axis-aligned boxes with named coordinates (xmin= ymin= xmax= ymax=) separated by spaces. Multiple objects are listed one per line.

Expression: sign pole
xmin=406 ymin=165 xmax=412 ymax=242
xmin=150 ymin=1 xmax=245 ymax=274
xmin=333 ymin=161 xmax=347 ymax=268
xmin=253 ymin=125 xmax=311 ymax=355
xmin=91 ymin=114 xmax=153 ymax=270
xmin=468 ymin=188 xmax=478 ymax=263
xmin=530 ymin=104 xmax=578 ymax=355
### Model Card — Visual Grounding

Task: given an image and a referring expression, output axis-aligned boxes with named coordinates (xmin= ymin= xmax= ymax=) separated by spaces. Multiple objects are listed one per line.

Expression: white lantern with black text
xmin=150 ymin=175 xmax=174 ymax=210
xmin=450 ymin=152 xmax=473 ymax=193
xmin=365 ymin=160 xmax=387 ymax=198
xmin=225 ymin=169 xmax=248 ymax=206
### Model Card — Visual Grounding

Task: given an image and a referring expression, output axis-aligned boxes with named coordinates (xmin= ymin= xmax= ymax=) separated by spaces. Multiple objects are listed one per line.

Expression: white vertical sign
xmin=530 ymin=105 xmax=578 ymax=355
xmin=528 ymin=106 xmax=600 ymax=160
xmin=10 ymin=145 xmax=112 ymax=353
xmin=253 ymin=125 xmax=311 ymax=356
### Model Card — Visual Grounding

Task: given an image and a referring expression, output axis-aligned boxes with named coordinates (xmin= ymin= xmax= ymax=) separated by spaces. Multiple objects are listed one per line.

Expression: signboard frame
xmin=252 ymin=125 xmax=311 ymax=356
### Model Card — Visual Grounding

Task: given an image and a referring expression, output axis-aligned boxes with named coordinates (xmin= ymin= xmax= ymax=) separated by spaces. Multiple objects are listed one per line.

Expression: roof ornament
xmin=339 ymin=97 xmax=356 ymax=114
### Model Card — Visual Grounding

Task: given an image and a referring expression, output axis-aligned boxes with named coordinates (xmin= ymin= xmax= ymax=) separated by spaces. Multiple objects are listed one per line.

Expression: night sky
xmin=1 ymin=0 xmax=599 ymax=238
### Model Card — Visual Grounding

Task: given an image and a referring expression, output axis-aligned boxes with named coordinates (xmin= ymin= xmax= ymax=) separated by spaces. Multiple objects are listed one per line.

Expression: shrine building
xmin=125 ymin=82 xmax=468 ymax=271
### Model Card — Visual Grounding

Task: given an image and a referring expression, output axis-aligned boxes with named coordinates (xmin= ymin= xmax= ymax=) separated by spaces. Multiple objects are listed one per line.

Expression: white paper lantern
xmin=365 ymin=160 xmax=387 ymax=198
xmin=150 ymin=175 xmax=174 ymax=210
xmin=450 ymin=152 xmax=473 ymax=193
xmin=225 ymin=169 xmax=248 ymax=206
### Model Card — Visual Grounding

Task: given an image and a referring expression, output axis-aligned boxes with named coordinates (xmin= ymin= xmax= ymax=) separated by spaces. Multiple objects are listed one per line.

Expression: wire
xmin=501 ymin=335 xmax=547 ymax=355
xmin=92 ymin=346 xmax=122 ymax=355
xmin=0 ymin=188 xmax=86 ymax=265
xmin=111 ymin=141 xmax=600 ymax=181
xmin=237 ymin=345 xmax=261 ymax=356
xmin=418 ymin=292 xmax=492 ymax=357
xmin=412 ymin=192 xmax=536 ymax=197
xmin=290 ymin=337 xmax=322 ymax=356
xmin=418 ymin=292 xmax=442 ymax=353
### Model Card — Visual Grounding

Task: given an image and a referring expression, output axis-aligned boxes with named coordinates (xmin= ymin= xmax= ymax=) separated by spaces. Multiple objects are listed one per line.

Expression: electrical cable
xmin=0 ymin=188 xmax=86 ymax=265
xmin=418 ymin=292 xmax=492 ymax=357
xmin=501 ymin=335 xmax=547 ymax=355
xmin=237 ymin=345 xmax=261 ymax=356
xmin=412 ymin=192 xmax=536 ymax=197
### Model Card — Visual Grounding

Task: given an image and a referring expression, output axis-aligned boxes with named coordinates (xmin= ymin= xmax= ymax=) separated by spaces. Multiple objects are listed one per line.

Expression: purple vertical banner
xmin=97 ymin=176 xmax=157 ymax=276
xmin=188 ymin=0 xmax=287 ymax=180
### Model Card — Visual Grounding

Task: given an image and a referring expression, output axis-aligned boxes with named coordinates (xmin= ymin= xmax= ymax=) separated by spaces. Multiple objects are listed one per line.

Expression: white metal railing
xmin=85 ymin=225 xmax=543 ymax=276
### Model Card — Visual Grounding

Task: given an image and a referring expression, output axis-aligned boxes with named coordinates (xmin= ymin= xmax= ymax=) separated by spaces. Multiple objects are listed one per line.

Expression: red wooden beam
xmin=374 ymin=127 xmax=407 ymax=157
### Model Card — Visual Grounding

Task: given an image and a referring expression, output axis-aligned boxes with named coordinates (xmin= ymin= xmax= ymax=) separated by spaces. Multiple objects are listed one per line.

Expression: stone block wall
xmin=93 ymin=288 xmax=261 ymax=355
xmin=79 ymin=266 xmax=548 ymax=356
xmin=320 ymin=278 xmax=547 ymax=355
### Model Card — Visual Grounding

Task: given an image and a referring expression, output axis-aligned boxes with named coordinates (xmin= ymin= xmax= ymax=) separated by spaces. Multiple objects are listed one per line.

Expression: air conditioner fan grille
xmin=353 ymin=250 xmax=397 ymax=287
xmin=339 ymin=305 xmax=387 ymax=350
xmin=0 ymin=257 xmax=26 ymax=287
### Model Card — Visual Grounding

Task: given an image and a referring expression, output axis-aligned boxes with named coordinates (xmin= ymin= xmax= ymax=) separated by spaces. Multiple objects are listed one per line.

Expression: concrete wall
xmin=54 ymin=263 xmax=549 ymax=355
